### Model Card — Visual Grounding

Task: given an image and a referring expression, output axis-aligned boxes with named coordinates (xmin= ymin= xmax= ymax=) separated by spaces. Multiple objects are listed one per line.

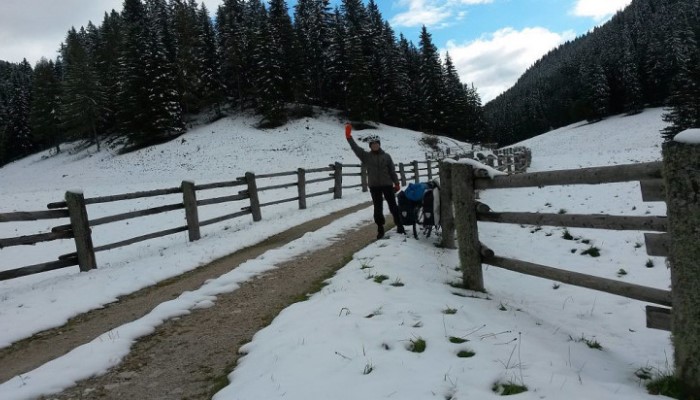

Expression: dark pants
xmin=369 ymin=186 xmax=402 ymax=227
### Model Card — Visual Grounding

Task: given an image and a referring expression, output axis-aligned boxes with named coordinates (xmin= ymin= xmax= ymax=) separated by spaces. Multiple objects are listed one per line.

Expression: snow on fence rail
xmin=440 ymin=137 xmax=700 ymax=394
xmin=0 ymin=159 xmax=442 ymax=281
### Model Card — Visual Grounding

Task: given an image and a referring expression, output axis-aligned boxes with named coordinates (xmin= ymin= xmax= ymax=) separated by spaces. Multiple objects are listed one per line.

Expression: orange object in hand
xmin=393 ymin=183 xmax=400 ymax=193
xmin=345 ymin=123 xmax=352 ymax=139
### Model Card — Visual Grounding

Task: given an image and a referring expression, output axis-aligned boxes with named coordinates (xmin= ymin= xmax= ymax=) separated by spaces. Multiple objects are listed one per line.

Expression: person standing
xmin=345 ymin=123 xmax=405 ymax=239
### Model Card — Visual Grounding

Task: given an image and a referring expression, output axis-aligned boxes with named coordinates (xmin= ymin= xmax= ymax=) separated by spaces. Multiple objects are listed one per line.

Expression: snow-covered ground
xmin=0 ymin=108 xmax=676 ymax=399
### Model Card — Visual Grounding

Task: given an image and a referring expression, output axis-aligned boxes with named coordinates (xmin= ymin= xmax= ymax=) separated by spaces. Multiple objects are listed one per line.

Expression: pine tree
xmin=621 ymin=27 xmax=643 ymax=115
xmin=30 ymin=58 xmax=63 ymax=153
xmin=60 ymin=27 xmax=106 ymax=149
xmin=95 ymin=11 xmax=123 ymax=135
xmin=144 ymin=0 xmax=184 ymax=139
xmin=267 ymin=0 xmax=296 ymax=103
xmin=251 ymin=5 xmax=286 ymax=125
xmin=418 ymin=26 xmax=445 ymax=132
xmin=294 ymin=0 xmax=332 ymax=104
xmin=325 ymin=8 xmax=348 ymax=110
xmin=586 ymin=63 xmax=610 ymax=122
xmin=4 ymin=62 xmax=34 ymax=161
xmin=342 ymin=0 xmax=373 ymax=120
xmin=117 ymin=0 xmax=153 ymax=143
xmin=171 ymin=0 xmax=202 ymax=114
xmin=398 ymin=34 xmax=421 ymax=130
xmin=661 ymin=16 xmax=700 ymax=140
xmin=195 ymin=3 xmax=223 ymax=115
xmin=441 ymin=52 xmax=470 ymax=138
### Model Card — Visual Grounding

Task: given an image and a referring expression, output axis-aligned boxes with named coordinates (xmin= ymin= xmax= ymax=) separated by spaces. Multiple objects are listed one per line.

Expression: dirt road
xmin=0 ymin=202 xmax=399 ymax=399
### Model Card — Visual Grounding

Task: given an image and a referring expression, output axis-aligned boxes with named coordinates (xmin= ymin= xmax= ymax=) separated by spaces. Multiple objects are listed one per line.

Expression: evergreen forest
xmin=483 ymin=0 xmax=700 ymax=146
xmin=0 ymin=0 xmax=485 ymax=166
xmin=1 ymin=0 xmax=699 ymax=167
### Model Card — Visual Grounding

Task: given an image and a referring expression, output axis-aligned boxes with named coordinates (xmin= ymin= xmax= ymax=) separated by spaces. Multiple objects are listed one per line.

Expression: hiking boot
xmin=396 ymin=225 xmax=405 ymax=234
xmin=376 ymin=225 xmax=385 ymax=239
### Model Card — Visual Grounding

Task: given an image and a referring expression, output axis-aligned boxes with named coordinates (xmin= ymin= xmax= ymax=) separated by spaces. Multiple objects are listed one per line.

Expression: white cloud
xmin=445 ymin=27 xmax=576 ymax=103
xmin=0 ymin=0 xmax=224 ymax=65
xmin=391 ymin=0 xmax=493 ymax=28
xmin=571 ymin=0 xmax=632 ymax=21
xmin=390 ymin=0 xmax=452 ymax=27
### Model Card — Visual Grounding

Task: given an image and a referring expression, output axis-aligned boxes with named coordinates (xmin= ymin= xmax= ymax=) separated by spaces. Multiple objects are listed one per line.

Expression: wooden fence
xmin=440 ymin=137 xmax=700 ymax=393
xmin=0 ymin=159 xmax=441 ymax=282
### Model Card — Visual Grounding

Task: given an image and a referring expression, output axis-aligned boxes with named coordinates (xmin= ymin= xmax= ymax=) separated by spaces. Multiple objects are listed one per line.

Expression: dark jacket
xmin=347 ymin=137 xmax=399 ymax=188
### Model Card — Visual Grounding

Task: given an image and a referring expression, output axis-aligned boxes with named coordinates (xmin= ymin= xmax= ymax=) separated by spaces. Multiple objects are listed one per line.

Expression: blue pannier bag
xmin=404 ymin=182 xmax=428 ymax=202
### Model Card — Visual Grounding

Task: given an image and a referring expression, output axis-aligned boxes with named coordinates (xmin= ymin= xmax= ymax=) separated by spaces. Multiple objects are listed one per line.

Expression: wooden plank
xmin=0 ymin=209 xmax=69 ymax=222
xmin=66 ymin=191 xmax=96 ymax=271
xmin=438 ymin=162 xmax=455 ymax=249
xmin=182 ymin=181 xmax=200 ymax=242
xmin=259 ymin=197 xmax=298 ymax=208
xmin=0 ymin=258 xmax=77 ymax=281
xmin=93 ymin=226 xmax=189 ymax=252
xmin=46 ymin=201 xmax=68 ymax=209
xmin=197 ymin=193 xmax=248 ymax=207
xmin=644 ymin=233 xmax=670 ymax=257
xmin=0 ymin=230 xmax=73 ymax=248
xmin=199 ymin=210 xmax=251 ymax=227
xmin=83 ymin=187 xmax=182 ymax=205
xmin=306 ymin=166 xmax=335 ymax=173
xmin=298 ymin=168 xmax=307 ymax=210
xmin=245 ymin=172 xmax=262 ymax=222
xmin=257 ymin=181 xmax=298 ymax=192
xmin=306 ymin=176 xmax=334 ymax=185
xmin=640 ymin=179 xmax=665 ymax=202
xmin=194 ymin=179 xmax=246 ymax=191
xmin=341 ymin=173 xmax=363 ymax=177
xmin=477 ymin=211 xmax=667 ymax=232
xmin=88 ymin=203 xmax=185 ymax=227
xmin=333 ymin=162 xmax=343 ymax=199
xmin=484 ymin=255 xmax=672 ymax=306
xmin=342 ymin=184 xmax=363 ymax=189
xmin=646 ymin=305 xmax=671 ymax=331
xmin=306 ymin=189 xmax=333 ymax=199
xmin=475 ymin=161 xmax=663 ymax=190
xmin=452 ymin=163 xmax=484 ymax=291
xmin=256 ymin=170 xmax=298 ymax=179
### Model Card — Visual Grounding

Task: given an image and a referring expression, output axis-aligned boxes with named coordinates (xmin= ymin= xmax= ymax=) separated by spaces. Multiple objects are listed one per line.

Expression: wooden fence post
xmin=181 ymin=181 xmax=200 ymax=241
xmin=399 ymin=163 xmax=407 ymax=186
xmin=451 ymin=163 xmax=484 ymax=291
xmin=245 ymin=172 xmax=262 ymax=222
xmin=412 ymin=160 xmax=420 ymax=183
xmin=663 ymin=136 xmax=700 ymax=394
xmin=427 ymin=160 xmax=433 ymax=181
xmin=297 ymin=168 xmax=307 ymax=209
xmin=333 ymin=162 xmax=343 ymax=199
xmin=65 ymin=191 xmax=96 ymax=272
xmin=360 ymin=164 xmax=368 ymax=192
xmin=439 ymin=162 xmax=456 ymax=249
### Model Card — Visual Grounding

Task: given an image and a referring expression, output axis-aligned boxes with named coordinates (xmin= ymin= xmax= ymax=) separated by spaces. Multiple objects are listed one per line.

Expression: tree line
xmin=0 ymin=0 xmax=486 ymax=167
xmin=483 ymin=0 xmax=700 ymax=146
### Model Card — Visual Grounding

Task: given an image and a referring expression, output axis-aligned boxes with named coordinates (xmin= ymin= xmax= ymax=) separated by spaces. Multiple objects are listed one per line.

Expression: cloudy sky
xmin=0 ymin=0 xmax=631 ymax=103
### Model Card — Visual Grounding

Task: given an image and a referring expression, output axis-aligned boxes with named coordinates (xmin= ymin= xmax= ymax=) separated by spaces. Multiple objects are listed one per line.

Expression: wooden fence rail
xmin=445 ymin=160 xmax=669 ymax=308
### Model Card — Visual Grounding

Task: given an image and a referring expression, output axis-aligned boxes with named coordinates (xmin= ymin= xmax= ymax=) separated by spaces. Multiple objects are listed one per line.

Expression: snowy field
xmin=0 ymin=108 xmax=677 ymax=399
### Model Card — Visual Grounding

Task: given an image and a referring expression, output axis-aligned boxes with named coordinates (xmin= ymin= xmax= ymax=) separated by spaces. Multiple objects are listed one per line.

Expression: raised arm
xmin=345 ymin=124 xmax=368 ymax=162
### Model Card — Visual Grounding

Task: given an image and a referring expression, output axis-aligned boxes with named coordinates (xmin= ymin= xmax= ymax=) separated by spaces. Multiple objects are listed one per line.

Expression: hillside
xmin=484 ymin=0 xmax=700 ymax=146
